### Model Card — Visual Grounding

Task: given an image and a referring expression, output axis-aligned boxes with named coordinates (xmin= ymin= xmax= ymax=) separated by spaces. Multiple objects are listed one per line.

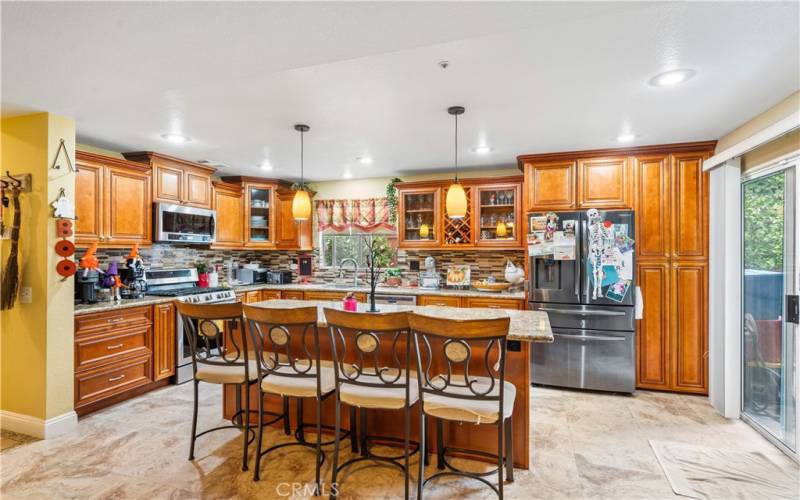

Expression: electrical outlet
xmin=20 ymin=287 xmax=32 ymax=304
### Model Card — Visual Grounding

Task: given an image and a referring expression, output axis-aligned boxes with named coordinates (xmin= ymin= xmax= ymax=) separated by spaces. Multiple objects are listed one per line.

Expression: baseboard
xmin=0 ymin=409 xmax=78 ymax=439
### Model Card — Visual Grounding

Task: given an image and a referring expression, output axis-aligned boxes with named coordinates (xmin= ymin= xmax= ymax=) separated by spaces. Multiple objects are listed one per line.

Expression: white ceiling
xmin=2 ymin=1 xmax=798 ymax=181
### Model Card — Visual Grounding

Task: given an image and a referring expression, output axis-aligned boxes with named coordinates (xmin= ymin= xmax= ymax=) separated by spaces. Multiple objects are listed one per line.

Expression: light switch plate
xmin=20 ymin=286 xmax=32 ymax=304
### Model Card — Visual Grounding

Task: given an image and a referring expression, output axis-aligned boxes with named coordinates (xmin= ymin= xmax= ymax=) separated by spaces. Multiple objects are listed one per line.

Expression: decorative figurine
xmin=51 ymin=188 xmax=75 ymax=220
xmin=78 ymin=243 xmax=102 ymax=278
xmin=504 ymin=260 xmax=525 ymax=285
xmin=101 ymin=261 xmax=126 ymax=302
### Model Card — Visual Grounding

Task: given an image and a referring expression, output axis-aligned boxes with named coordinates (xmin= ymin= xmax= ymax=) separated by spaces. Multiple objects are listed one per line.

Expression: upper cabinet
xmin=523 ymin=160 xmax=576 ymax=211
xmin=243 ymin=181 xmax=275 ymax=248
xmin=275 ymin=189 xmax=312 ymax=250
xmin=212 ymin=181 xmax=244 ymax=249
xmin=577 ymin=157 xmax=631 ymax=209
xmin=671 ymin=152 xmax=709 ymax=259
xmin=123 ymin=152 xmax=214 ymax=209
xmin=398 ymin=187 xmax=441 ymax=248
xmin=396 ymin=176 xmax=523 ymax=250
xmin=75 ymin=151 xmax=152 ymax=248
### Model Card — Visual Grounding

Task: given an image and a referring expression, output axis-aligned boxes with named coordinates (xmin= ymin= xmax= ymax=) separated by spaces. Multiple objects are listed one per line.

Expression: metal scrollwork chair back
xmin=176 ymin=301 xmax=249 ymax=372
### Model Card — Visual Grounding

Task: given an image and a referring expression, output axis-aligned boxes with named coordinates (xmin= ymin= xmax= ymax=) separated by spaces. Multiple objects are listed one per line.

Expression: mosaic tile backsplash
xmin=94 ymin=245 xmax=525 ymax=290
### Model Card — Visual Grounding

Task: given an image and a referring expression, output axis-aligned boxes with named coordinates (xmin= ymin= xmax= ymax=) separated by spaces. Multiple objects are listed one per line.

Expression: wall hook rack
xmin=1 ymin=172 xmax=32 ymax=192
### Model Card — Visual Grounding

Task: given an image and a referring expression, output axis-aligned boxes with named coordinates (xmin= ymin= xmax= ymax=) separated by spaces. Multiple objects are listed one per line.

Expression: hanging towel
xmin=634 ymin=286 xmax=644 ymax=319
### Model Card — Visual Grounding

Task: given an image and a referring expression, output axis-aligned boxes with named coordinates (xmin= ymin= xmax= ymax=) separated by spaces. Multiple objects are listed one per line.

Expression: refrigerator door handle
xmin=539 ymin=307 xmax=626 ymax=317
xmin=553 ymin=333 xmax=627 ymax=342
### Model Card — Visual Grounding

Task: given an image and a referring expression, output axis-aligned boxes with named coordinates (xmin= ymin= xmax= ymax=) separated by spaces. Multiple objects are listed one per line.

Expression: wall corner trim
xmin=0 ymin=409 xmax=78 ymax=439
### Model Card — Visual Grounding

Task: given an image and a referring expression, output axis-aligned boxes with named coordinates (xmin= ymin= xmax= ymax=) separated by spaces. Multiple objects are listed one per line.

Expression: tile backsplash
xmin=94 ymin=245 xmax=525 ymax=290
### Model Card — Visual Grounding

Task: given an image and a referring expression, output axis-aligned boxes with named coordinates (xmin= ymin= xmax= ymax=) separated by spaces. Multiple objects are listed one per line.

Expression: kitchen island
xmin=222 ymin=300 xmax=552 ymax=469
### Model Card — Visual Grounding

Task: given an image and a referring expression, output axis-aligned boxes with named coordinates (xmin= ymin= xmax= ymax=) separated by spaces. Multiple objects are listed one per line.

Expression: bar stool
xmin=324 ymin=308 xmax=421 ymax=500
xmin=176 ymin=301 xmax=286 ymax=472
xmin=408 ymin=313 xmax=514 ymax=499
xmin=243 ymin=304 xmax=356 ymax=494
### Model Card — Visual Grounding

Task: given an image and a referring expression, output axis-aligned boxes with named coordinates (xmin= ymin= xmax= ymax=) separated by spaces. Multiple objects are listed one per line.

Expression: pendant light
xmin=445 ymin=106 xmax=467 ymax=219
xmin=292 ymin=124 xmax=312 ymax=221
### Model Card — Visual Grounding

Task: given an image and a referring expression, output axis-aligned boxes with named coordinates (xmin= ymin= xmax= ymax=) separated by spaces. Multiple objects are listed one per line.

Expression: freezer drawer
xmin=531 ymin=328 xmax=635 ymax=393
xmin=528 ymin=302 xmax=634 ymax=332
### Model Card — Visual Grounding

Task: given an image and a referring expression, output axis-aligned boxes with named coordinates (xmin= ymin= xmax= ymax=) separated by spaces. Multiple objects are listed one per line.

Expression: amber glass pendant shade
xmin=446 ymin=182 xmax=467 ymax=219
xmin=292 ymin=189 xmax=311 ymax=221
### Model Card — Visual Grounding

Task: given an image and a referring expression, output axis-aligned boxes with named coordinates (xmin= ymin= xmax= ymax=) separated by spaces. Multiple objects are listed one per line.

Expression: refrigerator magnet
xmin=606 ymin=279 xmax=631 ymax=302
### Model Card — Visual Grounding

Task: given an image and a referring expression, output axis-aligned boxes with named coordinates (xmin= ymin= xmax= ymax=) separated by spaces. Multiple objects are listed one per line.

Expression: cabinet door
xmin=184 ymin=171 xmax=212 ymax=208
xmin=417 ymin=295 xmax=462 ymax=307
xmin=105 ymin=166 xmax=151 ymax=245
xmin=244 ymin=291 xmax=262 ymax=304
xmin=465 ymin=297 xmax=523 ymax=310
xmin=75 ymin=161 xmax=103 ymax=246
xmin=636 ymin=262 xmax=670 ymax=390
xmin=283 ymin=290 xmax=304 ymax=300
xmin=244 ymin=184 xmax=275 ymax=248
xmin=213 ymin=185 xmax=244 ymax=248
xmin=153 ymin=303 xmax=175 ymax=381
xmin=525 ymin=161 xmax=576 ymax=211
xmin=398 ymin=187 xmax=440 ymax=248
xmin=475 ymin=183 xmax=523 ymax=248
xmin=275 ymin=191 xmax=299 ymax=249
xmin=635 ymin=156 xmax=671 ymax=259
xmin=260 ymin=290 xmax=282 ymax=301
xmin=670 ymin=263 xmax=708 ymax=394
xmin=153 ymin=164 xmax=183 ymax=204
xmin=671 ymin=152 xmax=708 ymax=259
xmin=577 ymin=157 xmax=631 ymax=208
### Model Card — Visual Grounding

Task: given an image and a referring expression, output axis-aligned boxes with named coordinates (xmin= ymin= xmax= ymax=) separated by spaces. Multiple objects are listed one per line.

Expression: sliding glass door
xmin=741 ymin=163 xmax=798 ymax=453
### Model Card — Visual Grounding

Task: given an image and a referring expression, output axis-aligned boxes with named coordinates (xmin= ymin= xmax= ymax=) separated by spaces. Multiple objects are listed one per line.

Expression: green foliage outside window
xmin=743 ymin=172 xmax=784 ymax=272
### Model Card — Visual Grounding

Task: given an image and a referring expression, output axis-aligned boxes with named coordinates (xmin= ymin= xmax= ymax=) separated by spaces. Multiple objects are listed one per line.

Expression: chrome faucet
xmin=338 ymin=258 xmax=359 ymax=286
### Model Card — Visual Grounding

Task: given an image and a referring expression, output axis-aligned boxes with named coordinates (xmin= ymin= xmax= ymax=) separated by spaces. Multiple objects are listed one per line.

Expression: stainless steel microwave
xmin=154 ymin=203 xmax=216 ymax=244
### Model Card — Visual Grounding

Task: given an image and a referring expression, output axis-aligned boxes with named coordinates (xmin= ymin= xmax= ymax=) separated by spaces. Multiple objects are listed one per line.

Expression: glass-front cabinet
xmin=398 ymin=187 xmax=440 ymax=247
xmin=244 ymin=182 xmax=274 ymax=247
xmin=475 ymin=183 xmax=522 ymax=247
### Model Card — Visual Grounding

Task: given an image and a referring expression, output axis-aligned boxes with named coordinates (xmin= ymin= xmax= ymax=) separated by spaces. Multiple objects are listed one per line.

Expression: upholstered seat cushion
xmin=195 ymin=357 xmax=258 ymax=384
xmin=422 ymin=376 xmax=516 ymax=424
xmin=339 ymin=373 xmax=419 ymax=410
xmin=260 ymin=362 xmax=337 ymax=398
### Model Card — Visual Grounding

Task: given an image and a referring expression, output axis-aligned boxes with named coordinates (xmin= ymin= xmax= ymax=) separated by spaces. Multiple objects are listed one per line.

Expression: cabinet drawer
xmin=260 ymin=290 xmax=282 ymax=301
xmin=282 ymin=290 xmax=304 ymax=300
xmin=418 ymin=295 xmax=462 ymax=307
xmin=75 ymin=327 xmax=150 ymax=372
xmin=75 ymin=306 xmax=151 ymax=336
xmin=304 ymin=291 xmax=367 ymax=302
xmin=75 ymin=355 xmax=152 ymax=409
xmin=466 ymin=297 xmax=524 ymax=310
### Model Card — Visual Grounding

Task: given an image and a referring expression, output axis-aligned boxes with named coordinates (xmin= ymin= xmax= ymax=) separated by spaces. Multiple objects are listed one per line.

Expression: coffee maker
xmin=75 ymin=270 xmax=100 ymax=304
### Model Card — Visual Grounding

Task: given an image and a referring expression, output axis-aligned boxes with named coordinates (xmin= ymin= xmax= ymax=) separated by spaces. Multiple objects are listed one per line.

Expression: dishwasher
xmin=371 ymin=293 xmax=417 ymax=306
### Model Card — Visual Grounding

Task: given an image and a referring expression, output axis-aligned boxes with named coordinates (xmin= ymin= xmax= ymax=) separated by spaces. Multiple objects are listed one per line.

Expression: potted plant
xmin=386 ymin=177 xmax=402 ymax=226
xmin=196 ymin=262 xmax=209 ymax=288
xmin=364 ymin=235 xmax=395 ymax=312
xmin=384 ymin=268 xmax=402 ymax=287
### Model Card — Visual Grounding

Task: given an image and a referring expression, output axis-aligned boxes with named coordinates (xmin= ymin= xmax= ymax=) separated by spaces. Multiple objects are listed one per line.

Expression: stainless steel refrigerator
xmin=529 ymin=210 xmax=636 ymax=393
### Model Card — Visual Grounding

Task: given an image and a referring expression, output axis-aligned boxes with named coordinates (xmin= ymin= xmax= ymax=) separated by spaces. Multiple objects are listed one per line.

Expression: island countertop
xmin=248 ymin=299 xmax=553 ymax=343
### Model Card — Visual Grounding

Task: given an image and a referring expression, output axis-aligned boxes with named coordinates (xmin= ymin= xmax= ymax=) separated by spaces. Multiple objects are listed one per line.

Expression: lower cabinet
xmin=260 ymin=290 xmax=282 ymax=301
xmin=75 ymin=304 xmax=176 ymax=415
xmin=304 ymin=291 xmax=367 ymax=302
xmin=282 ymin=290 xmax=305 ymax=300
xmin=153 ymin=303 xmax=176 ymax=381
xmin=418 ymin=295 xmax=463 ymax=307
xmin=465 ymin=297 xmax=525 ymax=310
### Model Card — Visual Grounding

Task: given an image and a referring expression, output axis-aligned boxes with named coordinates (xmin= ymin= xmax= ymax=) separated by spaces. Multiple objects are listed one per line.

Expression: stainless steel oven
xmin=154 ymin=203 xmax=216 ymax=244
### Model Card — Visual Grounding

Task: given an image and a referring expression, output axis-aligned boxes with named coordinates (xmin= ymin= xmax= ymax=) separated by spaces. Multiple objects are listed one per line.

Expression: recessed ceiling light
xmin=260 ymin=161 xmax=273 ymax=171
xmin=357 ymin=156 xmax=373 ymax=165
xmin=472 ymin=146 xmax=493 ymax=155
xmin=648 ymin=69 xmax=696 ymax=87
xmin=161 ymin=133 xmax=190 ymax=143
xmin=343 ymin=170 xmax=353 ymax=179
xmin=617 ymin=133 xmax=637 ymax=143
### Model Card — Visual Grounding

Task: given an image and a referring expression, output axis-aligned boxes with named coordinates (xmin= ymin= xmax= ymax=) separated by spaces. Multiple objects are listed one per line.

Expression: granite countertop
xmin=249 ymin=299 xmax=552 ymax=343
xmin=75 ymin=282 xmax=525 ymax=316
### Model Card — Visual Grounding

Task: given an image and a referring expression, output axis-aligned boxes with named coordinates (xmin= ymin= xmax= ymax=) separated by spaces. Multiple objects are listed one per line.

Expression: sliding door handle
xmin=788 ymin=295 xmax=799 ymax=324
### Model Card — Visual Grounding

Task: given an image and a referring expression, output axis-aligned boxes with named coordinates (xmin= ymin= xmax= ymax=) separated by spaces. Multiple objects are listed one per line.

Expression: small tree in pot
xmin=364 ymin=235 xmax=395 ymax=312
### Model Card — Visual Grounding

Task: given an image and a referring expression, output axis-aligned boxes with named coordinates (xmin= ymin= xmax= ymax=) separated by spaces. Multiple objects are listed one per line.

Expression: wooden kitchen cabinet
xmin=442 ymin=184 xmax=473 ymax=247
xmin=304 ymin=291 xmax=367 ymax=302
xmin=282 ymin=290 xmax=304 ymax=300
xmin=275 ymin=189 xmax=313 ymax=250
xmin=523 ymin=160 xmax=576 ymax=211
xmin=474 ymin=183 xmax=523 ymax=248
xmin=74 ymin=306 xmax=157 ymax=415
xmin=464 ymin=297 xmax=524 ymax=310
xmin=519 ymin=141 xmax=716 ymax=394
xmin=152 ymin=303 xmax=176 ymax=381
xmin=260 ymin=290 xmax=282 ymax=301
xmin=417 ymin=295 xmax=463 ymax=308
xmin=123 ymin=151 xmax=215 ymax=209
xmin=244 ymin=182 xmax=276 ymax=248
xmin=398 ymin=187 xmax=440 ymax=248
xmin=212 ymin=182 xmax=244 ymax=249
xmin=244 ymin=291 xmax=262 ymax=304
xmin=577 ymin=157 xmax=631 ymax=209
xmin=75 ymin=151 xmax=152 ymax=248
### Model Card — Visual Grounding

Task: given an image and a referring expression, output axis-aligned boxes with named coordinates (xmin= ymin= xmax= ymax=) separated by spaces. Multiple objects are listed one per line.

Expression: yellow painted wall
xmin=308 ymin=167 xmax=521 ymax=199
xmin=1 ymin=113 xmax=75 ymax=420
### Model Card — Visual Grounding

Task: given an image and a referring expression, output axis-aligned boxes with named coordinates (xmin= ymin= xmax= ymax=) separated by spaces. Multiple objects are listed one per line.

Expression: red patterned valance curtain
xmin=315 ymin=198 xmax=396 ymax=233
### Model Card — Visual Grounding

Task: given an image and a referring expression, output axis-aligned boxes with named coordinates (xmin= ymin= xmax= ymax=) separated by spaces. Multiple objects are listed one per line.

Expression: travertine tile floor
xmin=1 ymin=382 xmax=797 ymax=499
